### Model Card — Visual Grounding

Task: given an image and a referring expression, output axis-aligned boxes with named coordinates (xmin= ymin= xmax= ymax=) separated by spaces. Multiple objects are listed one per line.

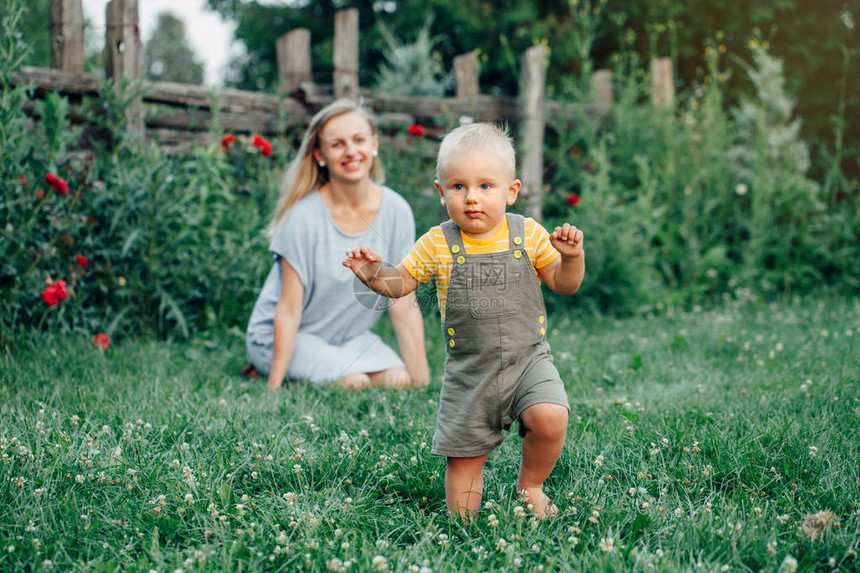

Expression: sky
xmin=81 ymin=0 xmax=239 ymax=86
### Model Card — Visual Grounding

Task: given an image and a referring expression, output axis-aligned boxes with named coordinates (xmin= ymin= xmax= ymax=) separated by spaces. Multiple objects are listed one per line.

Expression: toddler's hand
xmin=549 ymin=223 xmax=584 ymax=258
xmin=343 ymin=246 xmax=383 ymax=284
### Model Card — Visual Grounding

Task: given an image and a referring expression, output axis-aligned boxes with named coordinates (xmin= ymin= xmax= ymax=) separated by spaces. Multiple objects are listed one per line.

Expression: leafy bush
xmin=0 ymin=2 xmax=279 ymax=349
xmin=542 ymin=36 xmax=859 ymax=314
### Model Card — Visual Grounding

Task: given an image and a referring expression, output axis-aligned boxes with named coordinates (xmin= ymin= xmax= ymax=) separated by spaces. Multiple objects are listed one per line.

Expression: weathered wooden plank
xmin=369 ymin=94 xmax=520 ymax=123
xmin=277 ymin=29 xmax=312 ymax=94
xmin=15 ymin=67 xmax=311 ymax=120
xmin=519 ymin=45 xmax=548 ymax=221
xmin=454 ymin=52 xmax=480 ymax=99
xmin=104 ymin=0 xmax=143 ymax=133
xmin=50 ymin=0 xmax=85 ymax=72
xmin=333 ymin=9 xmax=359 ymax=99
xmin=590 ymin=69 xmax=613 ymax=115
xmin=18 ymin=66 xmax=100 ymax=95
xmin=651 ymin=58 xmax=674 ymax=108
xmin=146 ymin=109 xmax=293 ymax=133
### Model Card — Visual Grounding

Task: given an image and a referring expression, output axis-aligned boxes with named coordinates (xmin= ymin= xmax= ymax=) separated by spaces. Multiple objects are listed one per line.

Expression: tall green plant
xmin=727 ymin=45 xmax=823 ymax=292
xmin=374 ymin=19 xmax=448 ymax=97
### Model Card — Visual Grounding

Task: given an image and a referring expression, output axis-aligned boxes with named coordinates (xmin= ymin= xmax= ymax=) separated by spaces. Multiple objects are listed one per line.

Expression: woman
xmin=245 ymin=99 xmax=430 ymax=391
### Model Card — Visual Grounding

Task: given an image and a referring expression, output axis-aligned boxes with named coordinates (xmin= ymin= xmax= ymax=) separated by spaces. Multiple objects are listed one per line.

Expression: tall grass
xmin=2 ymin=296 xmax=858 ymax=571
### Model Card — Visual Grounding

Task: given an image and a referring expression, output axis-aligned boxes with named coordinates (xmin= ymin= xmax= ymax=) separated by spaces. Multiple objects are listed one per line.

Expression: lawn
xmin=1 ymin=294 xmax=858 ymax=571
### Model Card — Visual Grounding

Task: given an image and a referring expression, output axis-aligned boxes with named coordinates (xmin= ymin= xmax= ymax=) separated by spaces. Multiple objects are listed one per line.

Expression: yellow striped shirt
xmin=401 ymin=217 xmax=559 ymax=319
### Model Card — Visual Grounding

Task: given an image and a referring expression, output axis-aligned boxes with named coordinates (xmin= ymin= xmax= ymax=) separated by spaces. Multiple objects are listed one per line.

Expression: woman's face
xmin=314 ymin=112 xmax=379 ymax=185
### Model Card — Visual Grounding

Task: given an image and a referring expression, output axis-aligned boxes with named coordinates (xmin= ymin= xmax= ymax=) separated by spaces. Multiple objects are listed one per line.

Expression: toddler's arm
xmin=343 ymin=246 xmax=421 ymax=298
xmin=539 ymin=223 xmax=585 ymax=295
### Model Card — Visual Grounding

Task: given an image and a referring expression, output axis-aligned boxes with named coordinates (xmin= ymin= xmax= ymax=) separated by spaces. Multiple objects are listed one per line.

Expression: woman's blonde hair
xmin=266 ymin=99 xmax=385 ymax=238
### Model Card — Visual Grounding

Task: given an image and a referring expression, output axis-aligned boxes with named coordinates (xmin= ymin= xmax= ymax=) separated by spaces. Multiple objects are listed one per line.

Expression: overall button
xmin=513 ymin=236 xmax=523 ymax=246
xmin=457 ymin=256 xmax=466 ymax=264
xmin=513 ymin=250 xmax=523 ymax=259
xmin=449 ymin=339 xmax=456 ymax=348
xmin=447 ymin=327 xmax=455 ymax=336
xmin=538 ymin=315 xmax=545 ymax=325
xmin=451 ymin=244 xmax=461 ymax=254
xmin=540 ymin=327 xmax=546 ymax=336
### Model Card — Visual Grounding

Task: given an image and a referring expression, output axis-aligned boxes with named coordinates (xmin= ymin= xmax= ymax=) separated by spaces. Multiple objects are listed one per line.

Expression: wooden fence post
xmin=277 ymin=28 xmax=312 ymax=94
xmin=590 ymin=69 xmax=613 ymax=114
xmin=333 ymin=9 xmax=359 ymax=100
xmin=650 ymin=57 xmax=674 ymax=108
xmin=454 ymin=51 xmax=479 ymax=99
xmin=50 ymin=0 xmax=84 ymax=72
xmin=103 ymin=0 xmax=143 ymax=134
xmin=519 ymin=45 xmax=548 ymax=221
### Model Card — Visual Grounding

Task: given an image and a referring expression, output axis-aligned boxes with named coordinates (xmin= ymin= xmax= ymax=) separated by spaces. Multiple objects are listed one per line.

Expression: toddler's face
xmin=435 ymin=148 xmax=520 ymax=240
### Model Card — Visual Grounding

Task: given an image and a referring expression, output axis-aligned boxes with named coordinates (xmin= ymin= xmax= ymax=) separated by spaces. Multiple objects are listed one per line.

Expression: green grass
xmin=2 ymin=295 xmax=859 ymax=572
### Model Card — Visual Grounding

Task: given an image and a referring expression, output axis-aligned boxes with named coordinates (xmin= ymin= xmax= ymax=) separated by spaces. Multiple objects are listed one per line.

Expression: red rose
xmin=45 ymin=173 xmax=69 ymax=196
xmin=252 ymin=135 xmax=272 ymax=157
xmin=92 ymin=333 xmax=110 ymax=351
xmin=41 ymin=280 xmax=68 ymax=306
xmin=36 ymin=189 xmax=44 ymax=199
xmin=75 ymin=255 xmax=88 ymax=267
xmin=407 ymin=124 xmax=425 ymax=137
xmin=567 ymin=193 xmax=581 ymax=206
xmin=220 ymin=134 xmax=236 ymax=152
xmin=19 ymin=175 xmax=29 ymax=188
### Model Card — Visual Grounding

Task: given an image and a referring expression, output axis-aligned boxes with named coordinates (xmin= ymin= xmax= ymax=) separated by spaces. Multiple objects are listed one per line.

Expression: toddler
xmin=343 ymin=123 xmax=585 ymax=519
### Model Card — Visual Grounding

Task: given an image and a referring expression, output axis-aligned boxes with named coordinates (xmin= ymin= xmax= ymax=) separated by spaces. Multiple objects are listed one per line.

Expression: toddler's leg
xmin=518 ymin=403 xmax=569 ymax=519
xmin=445 ymin=454 xmax=489 ymax=520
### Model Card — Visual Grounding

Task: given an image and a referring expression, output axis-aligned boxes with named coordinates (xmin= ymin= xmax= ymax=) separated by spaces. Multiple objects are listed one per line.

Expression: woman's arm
xmin=387 ymin=292 xmax=430 ymax=386
xmin=268 ymin=259 xmax=304 ymax=392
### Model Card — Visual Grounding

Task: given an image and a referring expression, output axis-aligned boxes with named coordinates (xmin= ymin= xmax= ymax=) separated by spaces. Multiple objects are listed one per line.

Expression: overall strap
xmin=506 ymin=213 xmax=526 ymax=251
xmin=440 ymin=219 xmax=466 ymax=255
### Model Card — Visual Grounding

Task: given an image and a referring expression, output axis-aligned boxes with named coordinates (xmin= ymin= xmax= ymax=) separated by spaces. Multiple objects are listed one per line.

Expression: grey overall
xmin=431 ymin=214 xmax=570 ymax=458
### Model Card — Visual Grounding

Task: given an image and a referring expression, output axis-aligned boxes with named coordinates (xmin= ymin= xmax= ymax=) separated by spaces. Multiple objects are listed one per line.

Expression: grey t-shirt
xmin=247 ymin=186 xmax=415 ymax=351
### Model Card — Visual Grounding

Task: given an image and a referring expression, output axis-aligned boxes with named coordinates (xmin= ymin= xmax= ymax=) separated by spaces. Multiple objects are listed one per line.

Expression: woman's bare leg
xmin=334 ymin=372 xmax=372 ymax=389
xmin=368 ymin=366 xmax=411 ymax=388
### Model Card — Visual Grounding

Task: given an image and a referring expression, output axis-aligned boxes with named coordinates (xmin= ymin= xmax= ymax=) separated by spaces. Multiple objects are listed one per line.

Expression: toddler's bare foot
xmin=519 ymin=488 xmax=559 ymax=520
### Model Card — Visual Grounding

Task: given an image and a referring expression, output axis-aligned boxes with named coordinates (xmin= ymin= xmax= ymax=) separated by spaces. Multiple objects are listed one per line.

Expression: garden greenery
xmin=1 ymin=0 xmax=858 ymax=351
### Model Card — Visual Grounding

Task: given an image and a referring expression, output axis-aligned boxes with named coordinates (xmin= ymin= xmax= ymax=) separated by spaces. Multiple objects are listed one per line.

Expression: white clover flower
xmin=778 ymin=555 xmax=798 ymax=573
xmin=372 ymin=555 xmax=388 ymax=571
xmin=598 ymin=537 xmax=615 ymax=553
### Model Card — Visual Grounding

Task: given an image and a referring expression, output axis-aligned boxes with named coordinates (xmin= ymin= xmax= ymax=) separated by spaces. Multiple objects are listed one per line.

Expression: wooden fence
xmin=18 ymin=0 xmax=676 ymax=219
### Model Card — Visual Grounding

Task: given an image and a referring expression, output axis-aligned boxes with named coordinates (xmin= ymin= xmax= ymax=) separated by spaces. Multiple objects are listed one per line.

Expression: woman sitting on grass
xmin=244 ymin=99 xmax=429 ymax=391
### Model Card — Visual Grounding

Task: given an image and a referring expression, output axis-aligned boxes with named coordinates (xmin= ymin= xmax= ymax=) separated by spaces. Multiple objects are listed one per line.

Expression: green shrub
xmin=0 ymin=2 xmax=279 ymax=348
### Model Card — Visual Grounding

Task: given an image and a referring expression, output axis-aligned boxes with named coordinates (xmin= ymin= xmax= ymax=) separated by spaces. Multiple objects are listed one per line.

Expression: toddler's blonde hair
xmin=435 ymin=122 xmax=516 ymax=182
